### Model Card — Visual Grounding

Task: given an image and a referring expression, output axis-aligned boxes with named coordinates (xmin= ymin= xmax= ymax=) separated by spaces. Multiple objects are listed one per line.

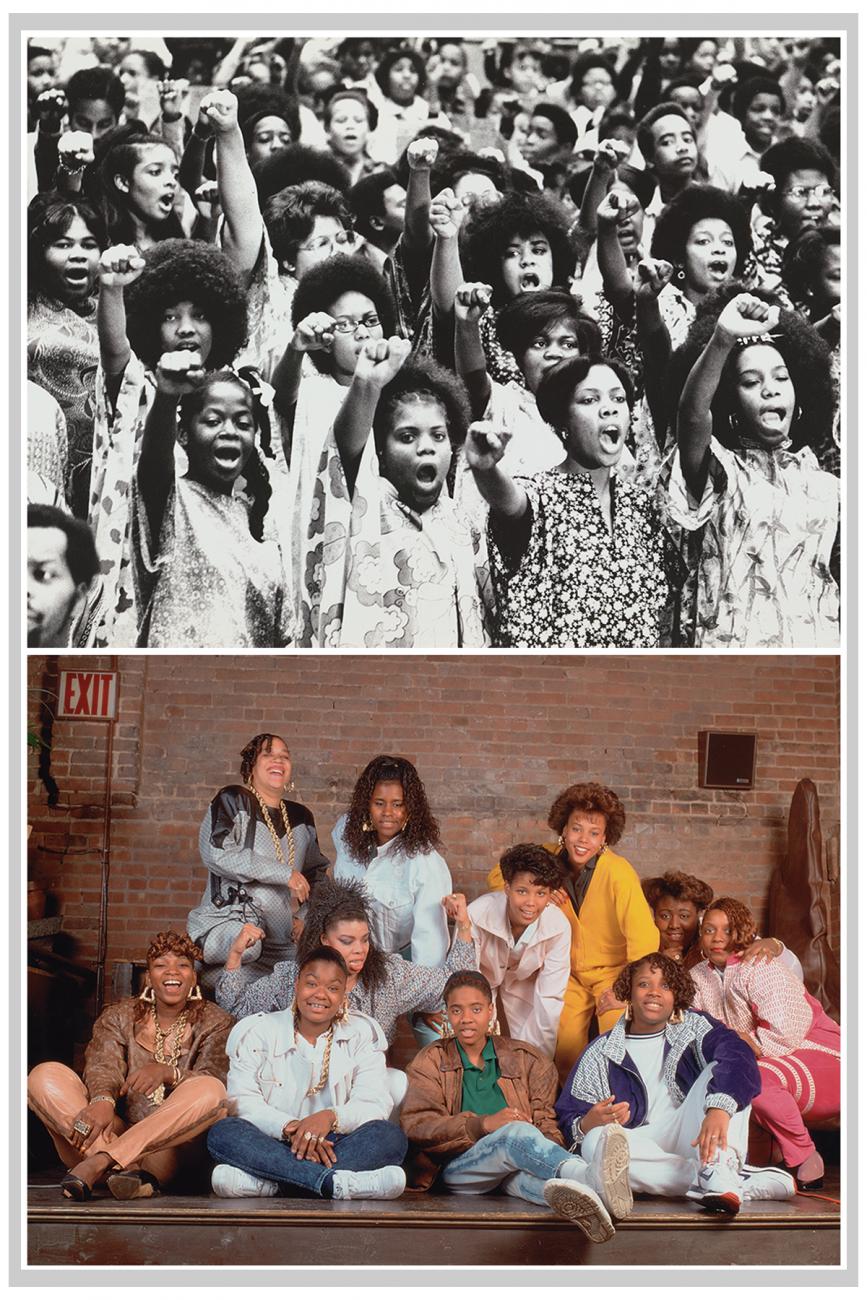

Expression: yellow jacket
xmin=487 ymin=844 xmax=658 ymax=978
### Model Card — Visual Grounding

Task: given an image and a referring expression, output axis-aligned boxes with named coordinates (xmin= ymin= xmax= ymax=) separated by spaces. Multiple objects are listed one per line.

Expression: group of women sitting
xmin=28 ymin=732 xmax=841 ymax=1243
xmin=26 ymin=33 xmax=842 ymax=649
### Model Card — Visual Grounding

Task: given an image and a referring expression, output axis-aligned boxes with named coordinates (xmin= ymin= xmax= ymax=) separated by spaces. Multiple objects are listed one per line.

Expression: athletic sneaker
xmin=330 ymin=1166 xmax=406 ymax=1200
xmin=685 ymin=1149 xmax=743 ymax=1215
xmin=740 ymin=1164 xmax=797 ymax=1201
xmin=211 ymin=1164 xmax=279 ymax=1198
xmin=585 ymin=1124 xmax=633 ymax=1220
xmin=544 ymin=1177 xmax=616 ymax=1243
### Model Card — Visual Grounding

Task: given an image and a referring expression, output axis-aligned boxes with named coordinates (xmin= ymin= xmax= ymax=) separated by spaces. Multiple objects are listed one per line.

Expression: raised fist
xmin=454 ymin=281 xmax=493 ymax=323
xmin=353 ymin=336 xmax=412 ymax=388
xmin=407 ymin=136 xmax=440 ymax=171
xmin=155 ymin=348 xmax=206 ymax=397
xmin=464 ymin=420 xmax=512 ymax=472
xmin=291 ymin=312 xmax=336 ymax=353
xmin=58 ymin=130 xmax=95 ymax=173
xmin=98 ymin=244 xmax=146 ymax=289
xmin=199 ymin=89 xmax=239 ymax=135
xmin=716 ymin=292 xmax=780 ymax=344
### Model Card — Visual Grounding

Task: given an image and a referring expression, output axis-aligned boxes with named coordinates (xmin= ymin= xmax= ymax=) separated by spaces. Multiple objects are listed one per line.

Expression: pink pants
xmin=28 ymin=1061 xmax=228 ymax=1185
xmin=752 ymin=1047 xmax=840 ymax=1166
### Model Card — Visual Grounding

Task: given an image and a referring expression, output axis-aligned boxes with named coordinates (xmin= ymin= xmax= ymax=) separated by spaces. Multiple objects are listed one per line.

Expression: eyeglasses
xmin=331 ymin=313 xmax=381 ymax=334
xmin=782 ymin=184 xmax=835 ymax=201
xmin=297 ymin=230 xmax=355 ymax=254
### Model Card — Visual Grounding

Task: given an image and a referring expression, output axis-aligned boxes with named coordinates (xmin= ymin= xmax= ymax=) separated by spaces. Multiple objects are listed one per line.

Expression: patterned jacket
xmin=555 ymin=1010 xmax=760 ymax=1149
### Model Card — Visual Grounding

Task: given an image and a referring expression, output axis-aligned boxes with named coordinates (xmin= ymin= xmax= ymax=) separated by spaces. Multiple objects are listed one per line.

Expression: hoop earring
xmin=186 ymin=984 xmax=203 ymax=1002
xmin=284 ymin=780 xmax=297 ymax=795
xmin=675 ymin=264 xmax=686 ymax=285
xmin=337 ymin=999 xmax=350 ymax=1024
xmin=139 ymin=984 xmax=155 ymax=1004
xmin=624 ymin=1001 xmax=633 ymax=1023
xmin=670 ymin=1007 xmax=684 ymax=1024
xmin=793 ymin=403 xmax=803 ymax=425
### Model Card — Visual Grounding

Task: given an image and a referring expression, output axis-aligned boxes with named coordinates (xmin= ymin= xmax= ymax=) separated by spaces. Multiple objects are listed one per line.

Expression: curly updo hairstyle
xmin=501 ymin=843 xmax=565 ymax=889
xmin=135 ymin=930 xmax=205 ymax=1024
xmin=297 ymin=876 xmax=389 ymax=993
xmin=613 ymin=952 xmax=696 ymax=1013
xmin=548 ymin=781 xmax=626 ymax=847
xmin=703 ymin=897 xmax=758 ymax=951
xmin=342 ymin=754 xmax=441 ymax=864
xmin=124 ymin=239 xmax=249 ymax=370
xmin=642 ymin=871 xmax=714 ymax=913
xmin=238 ymin=733 xmax=290 ymax=785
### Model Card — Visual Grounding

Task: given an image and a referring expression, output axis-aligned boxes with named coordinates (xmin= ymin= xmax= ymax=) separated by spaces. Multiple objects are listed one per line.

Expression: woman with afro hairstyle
xmin=188 ymin=733 xmax=329 ymax=991
xmin=459 ymin=189 xmax=578 ymax=387
xmin=752 ymin=135 xmax=838 ymax=300
xmin=300 ymin=342 xmax=492 ymax=647
xmin=215 ymin=875 xmax=477 ymax=1074
xmin=87 ymin=236 xmax=251 ymax=645
xmin=663 ymin=285 xmax=839 ymax=646
xmin=555 ymin=953 xmax=793 ymax=1217
xmin=692 ymin=898 xmax=840 ymax=1190
xmin=28 ymin=931 xmax=232 ymax=1201
xmin=488 ymin=782 xmax=658 ymax=1079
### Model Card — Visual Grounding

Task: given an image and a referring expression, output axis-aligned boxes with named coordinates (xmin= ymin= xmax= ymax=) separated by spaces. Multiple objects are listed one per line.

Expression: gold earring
xmin=601 ymin=841 xmax=609 ymax=855
xmin=139 ymin=984 xmax=155 ymax=1004
xmin=439 ymin=1019 xmax=454 ymax=1040
xmin=337 ymin=999 xmax=350 ymax=1024
xmin=187 ymin=984 xmax=203 ymax=1002
xmin=624 ymin=1001 xmax=632 ymax=1022
xmin=362 ymin=819 xmax=372 ymax=832
xmin=557 ymin=834 xmax=564 ymax=850
xmin=670 ymin=1007 xmax=684 ymax=1024
xmin=488 ymin=1016 xmax=500 ymax=1035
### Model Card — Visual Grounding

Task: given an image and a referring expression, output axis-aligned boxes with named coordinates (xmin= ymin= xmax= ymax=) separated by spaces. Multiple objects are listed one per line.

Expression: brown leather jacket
xmin=400 ymin=1034 xmax=563 ymax=1189
xmin=84 ymin=998 xmax=233 ymax=1125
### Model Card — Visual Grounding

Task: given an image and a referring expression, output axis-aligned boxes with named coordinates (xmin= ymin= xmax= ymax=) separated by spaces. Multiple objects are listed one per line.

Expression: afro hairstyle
xmin=290 ymin=253 xmax=397 ymax=374
xmin=253 ymin=144 xmax=352 ymax=206
xmin=494 ymin=290 xmax=602 ymax=362
xmin=461 ymin=190 xmax=576 ymax=306
xmin=373 ymin=358 xmax=471 ymax=454
xmin=650 ymin=184 xmax=752 ymax=276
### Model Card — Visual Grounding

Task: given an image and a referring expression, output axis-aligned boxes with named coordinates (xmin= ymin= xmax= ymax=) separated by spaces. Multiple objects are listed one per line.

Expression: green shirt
xmin=457 ymin=1038 xmax=507 ymax=1116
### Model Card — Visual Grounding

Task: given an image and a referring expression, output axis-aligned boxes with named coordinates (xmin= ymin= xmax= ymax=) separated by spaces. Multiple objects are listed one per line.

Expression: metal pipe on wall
xmin=95 ymin=657 xmax=118 ymax=1012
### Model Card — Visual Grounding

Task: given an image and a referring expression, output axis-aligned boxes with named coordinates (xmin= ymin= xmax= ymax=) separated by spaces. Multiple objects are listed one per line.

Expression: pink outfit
xmin=467 ymin=891 xmax=571 ymax=1057
xmin=690 ymin=954 xmax=840 ymax=1165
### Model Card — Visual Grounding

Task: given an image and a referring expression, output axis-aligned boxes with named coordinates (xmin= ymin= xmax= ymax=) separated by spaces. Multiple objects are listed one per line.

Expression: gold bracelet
xmin=89 ymin=1094 xmax=116 ymax=1108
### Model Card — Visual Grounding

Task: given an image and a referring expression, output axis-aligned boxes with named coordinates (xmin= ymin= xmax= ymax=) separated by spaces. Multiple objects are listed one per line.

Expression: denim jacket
xmin=555 ymin=1010 xmax=760 ymax=1149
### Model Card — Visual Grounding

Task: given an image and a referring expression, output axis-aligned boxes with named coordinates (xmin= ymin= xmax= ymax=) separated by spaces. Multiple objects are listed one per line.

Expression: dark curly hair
xmin=374 ymin=45 xmax=427 ymax=99
xmin=253 ymin=144 xmax=352 ymax=206
xmin=650 ymin=184 xmax=752 ymax=278
xmin=501 ymin=843 xmax=565 ymax=889
xmin=27 ymin=192 xmax=107 ymax=300
xmin=134 ymin=930 xmax=206 ymax=1025
xmin=642 ymin=871 xmax=714 ymax=913
xmin=731 ymin=76 xmax=784 ymax=126
xmin=548 ymin=781 xmax=626 ymax=846
xmin=373 ymin=359 xmax=471 ymax=456
xmin=177 ymin=372 xmax=273 ymax=542
xmin=297 ymin=877 xmax=389 ymax=994
xmin=443 ymin=969 xmax=493 ymax=1005
xmin=235 ymin=84 xmax=302 ymax=148
xmin=263 ymin=180 xmax=354 ymax=269
xmin=430 ymin=150 xmax=509 ymax=200
xmin=530 ymin=102 xmax=579 ymax=151
xmin=238 ymin=733 xmax=289 ymax=784
xmin=291 ymin=253 xmax=397 ymax=376
xmin=780 ymin=226 xmax=840 ymax=313
xmin=124 ymin=239 xmax=249 ymax=371
xmin=613 ymin=952 xmax=696 ymax=1012
xmin=495 ymin=290 xmax=601 ymax=363
xmin=636 ymin=102 xmax=694 ymax=166
xmin=348 ymin=169 xmax=403 ymax=239
xmin=568 ymin=52 xmax=617 ymax=107
xmin=461 ymin=191 xmax=576 ymax=306
xmin=535 ymin=355 xmax=635 ymax=442
xmin=758 ymin=137 xmax=838 ymax=224
xmin=66 ymin=66 xmax=125 ymax=117
xmin=342 ymin=754 xmax=441 ymax=864
xmin=97 ymin=128 xmax=186 ymax=244
xmin=666 ymin=281 xmax=834 ymax=454
xmin=702 ymin=897 xmax=758 ymax=952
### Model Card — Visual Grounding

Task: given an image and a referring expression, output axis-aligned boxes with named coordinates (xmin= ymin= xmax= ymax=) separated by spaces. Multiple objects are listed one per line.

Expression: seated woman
xmin=466 ymin=354 xmax=682 ymax=648
xmin=487 ymin=782 xmax=659 ymax=1080
xmin=449 ymin=843 xmax=570 ymax=1058
xmin=400 ymin=970 xmax=620 ymax=1243
xmin=691 ymin=897 xmax=841 ymax=1189
xmin=207 ymin=945 xmax=408 ymax=1201
xmin=556 ymin=953 xmax=795 ymax=1218
xmin=216 ymin=876 xmax=477 ymax=1063
xmin=27 ymin=931 xmax=232 ymax=1200
xmin=188 ymin=733 xmax=329 ymax=990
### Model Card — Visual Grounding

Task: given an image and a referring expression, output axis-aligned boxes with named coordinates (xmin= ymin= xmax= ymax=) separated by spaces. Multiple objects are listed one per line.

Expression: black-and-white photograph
xmin=25 ymin=27 xmax=844 ymax=650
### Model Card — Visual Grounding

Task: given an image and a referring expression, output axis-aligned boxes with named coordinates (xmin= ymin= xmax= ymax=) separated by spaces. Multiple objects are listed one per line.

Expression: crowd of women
xmin=28 ymin=733 xmax=841 ymax=1244
xmin=26 ymin=32 xmax=842 ymax=649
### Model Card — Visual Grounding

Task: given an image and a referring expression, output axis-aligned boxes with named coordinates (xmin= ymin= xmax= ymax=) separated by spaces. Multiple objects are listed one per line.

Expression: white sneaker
xmin=330 ymin=1166 xmax=406 ymax=1200
xmin=585 ymin=1124 xmax=633 ymax=1220
xmin=685 ymin=1149 xmax=742 ymax=1216
xmin=544 ymin=1177 xmax=616 ymax=1243
xmin=211 ymin=1164 xmax=279 ymax=1198
xmin=740 ymin=1165 xmax=797 ymax=1201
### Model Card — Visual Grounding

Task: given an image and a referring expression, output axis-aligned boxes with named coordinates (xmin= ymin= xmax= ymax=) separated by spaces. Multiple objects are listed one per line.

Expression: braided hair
xmin=342 ymin=754 xmax=440 ymax=863
xmin=298 ymin=876 xmax=389 ymax=993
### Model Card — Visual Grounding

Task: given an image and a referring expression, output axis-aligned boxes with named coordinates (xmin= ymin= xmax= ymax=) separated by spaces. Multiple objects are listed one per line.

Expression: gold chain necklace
xmin=296 ymin=1020 xmax=335 ymax=1098
xmin=248 ymin=781 xmax=296 ymax=868
xmin=149 ymin=1006 xmax=189 ymax=1106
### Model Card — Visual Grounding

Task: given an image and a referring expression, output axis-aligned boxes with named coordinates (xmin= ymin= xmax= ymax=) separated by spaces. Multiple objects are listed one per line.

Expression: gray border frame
xmin=12 ymin=9 xmax=858 ymax=1288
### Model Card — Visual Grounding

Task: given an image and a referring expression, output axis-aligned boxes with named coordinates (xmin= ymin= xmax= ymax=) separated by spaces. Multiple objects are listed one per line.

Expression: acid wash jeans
xmin=441 ymin=1121 xmax=588 ymax=1205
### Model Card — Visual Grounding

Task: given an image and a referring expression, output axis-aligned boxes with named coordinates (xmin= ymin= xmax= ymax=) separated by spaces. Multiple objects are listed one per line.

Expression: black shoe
xmin=106 ymin=1169 xmax=162 ymax=1200
xmin=60 ymin=1172 xmax=92 ymax=1201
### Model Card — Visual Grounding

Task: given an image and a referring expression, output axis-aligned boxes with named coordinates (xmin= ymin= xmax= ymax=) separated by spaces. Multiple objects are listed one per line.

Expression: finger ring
xmin=303 ymin=1131 xmax=314 ymax=1141
xmin=73 ymin=1119 xmax=92 ymax=1136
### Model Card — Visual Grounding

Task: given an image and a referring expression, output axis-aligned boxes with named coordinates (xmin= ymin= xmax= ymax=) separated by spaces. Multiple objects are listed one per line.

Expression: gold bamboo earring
xmin=139 ymin=984 xmax=155 ymax=1004
xmin=624 ymin=1001 xmax=633 ymax=1023
xmin=186 ymin=984 xmax=203 ymax=1002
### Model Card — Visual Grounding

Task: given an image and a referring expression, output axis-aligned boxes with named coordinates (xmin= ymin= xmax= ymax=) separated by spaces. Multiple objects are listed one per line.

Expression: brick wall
xmin=27 ymin=653 xmax=841 ymax=985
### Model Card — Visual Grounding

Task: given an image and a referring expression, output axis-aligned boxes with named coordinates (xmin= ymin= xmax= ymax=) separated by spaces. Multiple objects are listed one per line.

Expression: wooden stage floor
xmin=27 ymin=1167 xmax=841 ymax=1268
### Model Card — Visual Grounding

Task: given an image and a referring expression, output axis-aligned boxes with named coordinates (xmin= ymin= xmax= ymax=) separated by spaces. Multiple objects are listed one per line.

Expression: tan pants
xmin=28 ymin=1061 xmax=228 ymax=1186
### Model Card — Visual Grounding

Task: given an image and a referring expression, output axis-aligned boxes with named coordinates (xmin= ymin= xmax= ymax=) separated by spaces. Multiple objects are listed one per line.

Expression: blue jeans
xmin=442 ymin=1122 xmax=585 ymax=1206
xmin=207 ymin=1118 xmax=408 ymax=1197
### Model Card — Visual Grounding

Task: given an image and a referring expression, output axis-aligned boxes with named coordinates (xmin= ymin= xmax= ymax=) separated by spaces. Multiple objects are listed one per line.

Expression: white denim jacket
xmin=225 ymin=1009 xmax=391 ymax=1140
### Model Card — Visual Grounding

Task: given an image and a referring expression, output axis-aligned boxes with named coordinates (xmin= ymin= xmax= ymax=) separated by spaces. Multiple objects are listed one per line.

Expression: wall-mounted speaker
xmin=698 ymin=731 xmax=757 ymax=789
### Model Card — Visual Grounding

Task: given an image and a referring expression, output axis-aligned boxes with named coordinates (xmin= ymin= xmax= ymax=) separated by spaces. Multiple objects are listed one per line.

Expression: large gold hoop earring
xmin=186 ymin=984 xmax=203 ymax=1002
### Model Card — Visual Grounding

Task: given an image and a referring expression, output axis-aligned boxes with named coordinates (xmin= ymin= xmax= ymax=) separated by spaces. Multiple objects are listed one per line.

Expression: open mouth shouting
xmin=598 ymin=423 xmax=625 ymax=454
xmin=519 ymin=270 xmax=541 ymax=290
xmin=707 ymin=256 xmax=731 ymax=281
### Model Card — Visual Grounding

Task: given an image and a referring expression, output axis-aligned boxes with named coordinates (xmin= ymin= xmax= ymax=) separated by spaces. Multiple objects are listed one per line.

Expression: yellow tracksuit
xmin=488 ymin=844 xmax=659 ymax=1081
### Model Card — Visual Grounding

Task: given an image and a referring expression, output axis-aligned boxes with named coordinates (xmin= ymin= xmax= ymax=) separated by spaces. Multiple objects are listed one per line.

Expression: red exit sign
xmin=57 ymin=671 xmax=118 ymax=720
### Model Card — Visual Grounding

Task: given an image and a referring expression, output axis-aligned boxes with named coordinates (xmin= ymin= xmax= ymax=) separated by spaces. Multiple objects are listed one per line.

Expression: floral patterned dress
xmin=488 ymin=469 xmax=679 ymax=648
xmin=662 ymin=436 xmax=839 ymax=647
